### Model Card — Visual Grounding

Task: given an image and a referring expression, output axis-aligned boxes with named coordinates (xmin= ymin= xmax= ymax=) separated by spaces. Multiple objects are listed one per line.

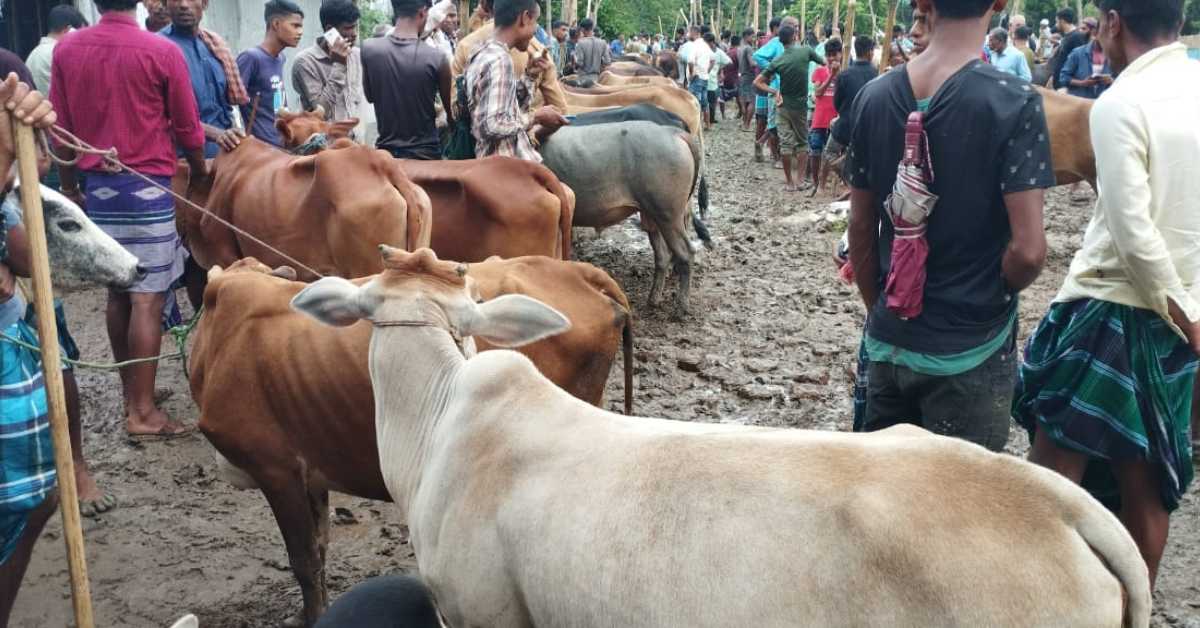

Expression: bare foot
xmin=74 ymin=462 xmax=101 ymax=502
xmin=126 ymin=407 xmax=192 ymax=438
xmin=784 ymin=183 xmax=799 ymax=192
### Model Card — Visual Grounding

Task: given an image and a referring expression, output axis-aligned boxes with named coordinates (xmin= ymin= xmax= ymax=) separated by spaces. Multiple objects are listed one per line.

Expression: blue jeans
xmin=688 ymin=77 xmax=707 ymax=107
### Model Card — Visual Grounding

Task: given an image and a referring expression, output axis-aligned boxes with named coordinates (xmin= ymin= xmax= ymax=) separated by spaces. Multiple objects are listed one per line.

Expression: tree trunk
xmin=800 ymin=0 xmax=807 ymax=40
xmin=767 ymin=0 xmax=773 ymax=24
xmin=753 ymin=0 xmax=759 ymax=33
xmin=832 ymin=0 xmax=842 ymax=36
xmin=844 ymin=0 xmax=856 ymax=42
xmin=880 ymin=0 xmax=897 ymax=76
xmin=1075 ymin=0 xmax=1084 ymax=20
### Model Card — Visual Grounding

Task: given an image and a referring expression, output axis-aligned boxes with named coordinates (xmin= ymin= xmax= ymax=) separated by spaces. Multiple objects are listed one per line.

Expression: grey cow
xmin=540 ymin=121 xmax=701 ymax=316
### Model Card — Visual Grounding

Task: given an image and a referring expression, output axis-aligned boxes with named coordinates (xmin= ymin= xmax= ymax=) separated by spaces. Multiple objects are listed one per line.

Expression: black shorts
xmin=707 ymin=90 xmax=718 ymax=111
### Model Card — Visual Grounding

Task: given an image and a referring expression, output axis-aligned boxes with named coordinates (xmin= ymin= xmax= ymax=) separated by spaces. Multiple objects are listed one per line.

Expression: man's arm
xmin=815 ymin=68 xmax=834 ymax=97
xmin=1060 ymin=48 xmax=1085 ymax=89
xmin=293 ymin=52 xmax=348 ymax=117
xmin=1018 ymin=55 xmax=1032 ymax=82
xmin=1001 ymin=189 xmax=1047 ymax=291
xmin=848 ymin=187 xmax=880 ymax=309
xmin=438 ymin=56 xmax=454 ymax=128
xmin=752 ymin=69 xmax=775 ymax=95
xmin=601 ymin=41 xmax=612 ymax=68
xmin=1093 ymin=97 xmax=1200 ymax=346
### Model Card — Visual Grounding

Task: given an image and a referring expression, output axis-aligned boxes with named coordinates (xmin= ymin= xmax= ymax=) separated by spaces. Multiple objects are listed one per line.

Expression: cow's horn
xmin=313 ymin=104 xmax=325 ymax=118
xmin=270 ymin=266 xmax=298 ymax=281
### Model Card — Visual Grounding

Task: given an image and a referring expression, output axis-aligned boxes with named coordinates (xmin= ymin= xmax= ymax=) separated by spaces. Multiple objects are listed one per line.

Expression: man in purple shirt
xmin=238 ymin=0 xmax=305 ymax=147
xmin=51 ymin=0 xmax=206 ymax=440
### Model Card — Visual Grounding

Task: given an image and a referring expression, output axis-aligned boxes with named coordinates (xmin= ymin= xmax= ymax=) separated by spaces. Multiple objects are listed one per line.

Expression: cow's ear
xmin=462 ymin=295 xmax=571 ymax=348
xmin=291 ymin=277 xmax=374 ymax=327
xmin=276 ymin=117 xmax=293 ymax=145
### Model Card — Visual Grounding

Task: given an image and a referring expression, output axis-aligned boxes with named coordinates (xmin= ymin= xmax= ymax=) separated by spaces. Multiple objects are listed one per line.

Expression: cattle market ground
xmin=12 ymin=120 xmax=1200 ymax=628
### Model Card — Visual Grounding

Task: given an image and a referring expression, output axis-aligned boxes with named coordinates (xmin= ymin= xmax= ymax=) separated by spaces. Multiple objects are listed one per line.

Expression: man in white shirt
xmin=686 ymin=30 xmax=714 ymax=109
xmin=676 ymin=25 xmax=700 ymax=85
xmin=25 ymin=5 xmax=87 ymax=93
xmin=1012 ymin=0 xmax=1196 ymax=589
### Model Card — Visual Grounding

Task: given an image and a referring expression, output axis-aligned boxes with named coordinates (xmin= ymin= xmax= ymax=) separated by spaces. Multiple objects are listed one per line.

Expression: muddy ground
xmin=11 ymin=119 xmax=1200 ymax=627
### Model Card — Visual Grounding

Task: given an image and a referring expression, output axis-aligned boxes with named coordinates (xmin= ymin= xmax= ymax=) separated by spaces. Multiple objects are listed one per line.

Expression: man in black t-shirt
xmin=845 ymin=0 xmax=1054 ymax=451
xmin=1048 ymin=7 xmax=1089 ymax=89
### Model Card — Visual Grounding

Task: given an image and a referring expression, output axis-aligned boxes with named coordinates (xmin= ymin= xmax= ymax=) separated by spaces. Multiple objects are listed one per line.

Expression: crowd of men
xmin=0 ymin=0 xmax=1197 ymax=625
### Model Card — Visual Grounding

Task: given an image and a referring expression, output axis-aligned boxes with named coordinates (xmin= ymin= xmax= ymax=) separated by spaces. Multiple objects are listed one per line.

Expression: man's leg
xmin=0 ymin=491 xmax=59 ymax=626
xmin=1027 ymin=426 xmax=1089 ymax=484
xmin=1192 ymin=370 xmax=1200 ymax=453
xmin=754 ymin=113 xmax=767 ymax=162
xmin=124 ymin=291 xmax=184 ymax=435
xmin=1113 ymin=459 xmax=1171 ymax=587
xmin=105 ymin=289 xmax=133 ymax=409
xmin=916 ymin=346 xmax=1014 ymax=452
xmin=862 ymin=360 xmax=920 ymax=432
xmin=64 ymin=370 xmax=102 ymax=508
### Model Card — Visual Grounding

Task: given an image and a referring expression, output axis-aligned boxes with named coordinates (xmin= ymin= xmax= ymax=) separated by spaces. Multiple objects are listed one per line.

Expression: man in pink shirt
xmin=51 ymin=0 xmax=206 ymax=439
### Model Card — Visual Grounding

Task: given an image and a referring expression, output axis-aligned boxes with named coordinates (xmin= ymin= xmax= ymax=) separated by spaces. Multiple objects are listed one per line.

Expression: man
xmin=987 ymin=27 xmax=1031 ymax=81
xmin=424 ymin=0 xmax=458 ymax=60
xmin=719 ymin=34 xmax=741 ymax=123
xmin=752 ymin=16 xmax=790 ymax=164
xmin=736 ymin=27 xmax=757 ymax=131
xmin=293 ymin=0 xmax=365 ymax=137
xmin=564 ymin=27 xmax=579 ymax=75
xmin=808 ymin=38 xmax=841 ymax=190
xmin=688 ymin=28 xmax=715 ymax=114
xmin=753 ymin=25 xmax=824 ymax=192
xmin=888 ymin=23 xmax=913 ymax=68
xmin=0 ymin=71 xmax=82 ymax=628
xmin=574 ymin=18 xmax=612 ymax=83
xmin=465 ymin=0 xmax=567 ymax=161
xmin=161 ymin=0 xmax=249 ymax=158
xmin=831 ymin=35 xmax=876 ymax=153
xmin=1048 ymin=7 xmax=1089 ymax=89
xmin=1009 ymin=13 xmax=1038 ymax=53
xmin=363 ymin=0 xmax=451 ymax=160
xmin=1013 ymin=25 xmax=1037 ymax=72
xmin=1060 ymin=35 xmax=1112 ymax=99
xmin=677 ymin=24 xmax=701 ymax=85
xmin=548 ymin=20 xmax=568 ymax=73
xmin=452 ymin=0 xmax=567 ymax=116
xmin=142 ymin=0 xmax=171 ymax=32
xmin=51 ymin=0 xmax=208 ymax=439
xmin=704 ymin=32 xmax=731 ymax=129
xmin=610 ymin=36 xmax=624 ymax=57
xmin=909 ymin=0 xmax=930 ymax=55
xmin=25 ymin=5 xmax=87 ymax=94
xmin=238 ymin=0 xmax=304 ymax=147
xmin=1013 ymin=0 xmax=1195 ymax=589
xmin=845 ymin=0 xmax=1052 ymax=451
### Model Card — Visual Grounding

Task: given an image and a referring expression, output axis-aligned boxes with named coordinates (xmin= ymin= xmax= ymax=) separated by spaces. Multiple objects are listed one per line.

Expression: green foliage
xmin=1185 ymin=0 xmax=1200 ymax=36
xmin=358 ymin=3 xmax=391 ymax=41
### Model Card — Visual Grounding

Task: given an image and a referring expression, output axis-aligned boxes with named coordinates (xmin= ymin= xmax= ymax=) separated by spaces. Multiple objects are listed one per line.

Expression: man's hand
xmin=1168 ymin=299 xmax=1200 ymax=356
xmin=0 ymin=263 xmax=14 ymax=305
xmin=526 ymin=51 xmax=553 ymax=80
xmin=0 ymin=73 xmax=55 ymax=128
xmin=831 ymin=58 xmax=842 ymax=74
xmin=216 ymin=128 xmax=245 ymax=152
xmin=1097 ymin=74 xmax=1113 ymax=86
xmin=532 ymin=105 xmax=569 ymax=130
xmin=328 ymin=37 xmax=351 ymax=65
xmin=774 ymin=92 xmax=784 ymax=107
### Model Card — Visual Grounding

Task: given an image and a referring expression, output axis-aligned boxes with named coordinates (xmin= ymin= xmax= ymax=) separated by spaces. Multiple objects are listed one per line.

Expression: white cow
xmin=6 ymin=182 xmax=143 ymax=287
xmin=293 ymin=246 xmax=1151 ymax=628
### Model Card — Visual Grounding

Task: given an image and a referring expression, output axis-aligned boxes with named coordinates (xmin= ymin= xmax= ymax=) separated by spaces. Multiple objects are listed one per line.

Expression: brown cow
xmin=175 ymin=137 xmax=432 ymax=281
xmin=191 ymin=256 xmax=633 ymax=626
xmin=564 ymin=83 xmax=702 ymax=136
xmin=656 ymin=50 xmax=679 ymax=78
xmin=599 ymin=72 xmax=678 ymax=87
xmin=1036 ymin=86 xmax=1096 ymax=189
xmin=608 ymin=60 xmax=665 ymax=76
xmin=276 ymin=110 xmax=575 ymax=264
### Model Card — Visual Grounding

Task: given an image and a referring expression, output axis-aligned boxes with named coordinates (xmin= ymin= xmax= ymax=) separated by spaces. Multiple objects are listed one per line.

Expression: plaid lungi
xmin=84 ymin=172 xmax=186 ymax=294
xmin=1013 ymin=299 xmax=1197 ymax=512
xmin=0 ymin=318 xmax=55 ymax=565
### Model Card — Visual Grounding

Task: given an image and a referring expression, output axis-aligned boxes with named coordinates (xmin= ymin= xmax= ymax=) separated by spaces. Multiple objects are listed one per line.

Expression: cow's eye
xmin=56 ymin=220 xmax=82 ymax=233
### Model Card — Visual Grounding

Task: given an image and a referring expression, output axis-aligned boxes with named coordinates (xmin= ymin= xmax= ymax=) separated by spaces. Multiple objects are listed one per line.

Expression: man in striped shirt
xmin=465 ymin=0 xmax=568 ymax=161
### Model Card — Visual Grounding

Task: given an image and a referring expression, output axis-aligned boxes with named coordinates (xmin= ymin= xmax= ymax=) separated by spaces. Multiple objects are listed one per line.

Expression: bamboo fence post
xmin=12 ymin=121 xmax=94 ymax=628
xmin=880 ymin=0 xmax=897 ymax=76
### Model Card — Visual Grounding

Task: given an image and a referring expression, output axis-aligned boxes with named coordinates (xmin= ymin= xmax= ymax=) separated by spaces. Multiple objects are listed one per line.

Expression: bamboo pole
xmin=800 ymin=0 xmax=807 ymax=41
xmin=880 ymin=0 xmax=897 ymax=76
xmin=832 ymin=0 xmax=841 ymax=36
xmin=844 ymin=0 xmax=856 ymax=44
xmin=12 ymin=122 xmax=94 ymax=628
xmin=752 ymin=0 xmax=759 ymax=34
xmin=766 ymin=0 xmax=772 ymax=24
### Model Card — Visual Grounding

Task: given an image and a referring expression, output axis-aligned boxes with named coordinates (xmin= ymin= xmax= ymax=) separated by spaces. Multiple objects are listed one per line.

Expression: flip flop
xmin=126 ymin=423 xmax=195 ymax=443
xmin=79 ymin=493 xmax=118 ymax=518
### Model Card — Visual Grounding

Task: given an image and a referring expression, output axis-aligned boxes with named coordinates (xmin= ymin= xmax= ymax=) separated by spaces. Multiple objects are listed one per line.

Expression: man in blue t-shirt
xmin=238 ymin=0 xmax=304 ymax=147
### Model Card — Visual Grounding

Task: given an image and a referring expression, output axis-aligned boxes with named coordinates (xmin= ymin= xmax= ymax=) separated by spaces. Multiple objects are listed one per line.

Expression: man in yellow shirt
xmin=451 ymin=0 xmax=567 ymax=114
xmin=1013 ymin=0 xmax=1196 ymax=589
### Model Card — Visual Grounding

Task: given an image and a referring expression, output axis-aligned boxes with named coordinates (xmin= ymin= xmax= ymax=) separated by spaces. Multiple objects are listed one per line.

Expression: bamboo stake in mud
xmin=12 ymin=120 xmax=94 ymax=628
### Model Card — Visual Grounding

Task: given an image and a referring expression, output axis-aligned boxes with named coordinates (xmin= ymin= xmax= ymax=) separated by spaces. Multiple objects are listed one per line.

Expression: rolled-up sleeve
xmin=1092 ymin=96 xmax=1200 ymax=325
xmin=163 ymin=47 xmax=204 ymax=151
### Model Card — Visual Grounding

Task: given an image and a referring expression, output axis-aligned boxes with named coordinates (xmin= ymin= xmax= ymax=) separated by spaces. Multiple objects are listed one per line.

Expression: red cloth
xmin=884 ymin=216 xmax=928 ymax=319
xmin=50 ymin=13 xmax=204 ymax=177
xmin=811 ymin=66 xmax=837 ymax=130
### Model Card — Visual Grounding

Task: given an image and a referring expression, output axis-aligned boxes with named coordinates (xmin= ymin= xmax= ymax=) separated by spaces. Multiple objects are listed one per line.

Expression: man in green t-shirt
xmin=753 ymin=25 xmax=824 ymax=192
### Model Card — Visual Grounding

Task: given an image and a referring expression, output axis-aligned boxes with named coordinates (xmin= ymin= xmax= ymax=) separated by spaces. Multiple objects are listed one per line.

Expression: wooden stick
xmin=752 ymin=0 xmax=759 ymax=34
xmin=832 ymin=0 xmax=841 ymax=36
xmin=12 ymin=123 xmax=94 ymax=628
xmin=800 ymin=0 xmax=807 ymax=41
xmin=880 ymin=0 xmax=897 ymax=76
xmin=844 ymin=0 xmax=856 ymax=45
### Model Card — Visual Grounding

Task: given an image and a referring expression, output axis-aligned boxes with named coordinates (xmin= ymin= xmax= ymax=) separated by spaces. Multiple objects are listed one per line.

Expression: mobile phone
xmin=324 ymin=27 xmax=343 ymax=47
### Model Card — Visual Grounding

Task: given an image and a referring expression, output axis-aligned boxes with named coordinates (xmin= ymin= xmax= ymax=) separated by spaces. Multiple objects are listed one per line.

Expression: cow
xmin=598 ymin=72 xmax=678 ymax=87
xmin=1036 ymin=86 xmax=1096 ymax=189
xmin=563 ymin=83 xmax=701 ymax=135
xmin=656 ymin=49 xmax=679 ymax=78
xmin=571 ymin=104 xmax=714 ymax=232
xmin=191 ymin=255 xmax=633 ymax=626
xmin=293 ymin=245 xmax=1153 ymax=628
xmin=275 ymin=110 xmax=575 ymax=263
xmin=541 ymin=121 xmax=701 ymax=316
xmin=7 ymin=183 xmax=144 ymax=288
xmin=608 ymin=60 xmax=664 ymax=76
xmin=173 ymin=136 xmax=432 ymax=281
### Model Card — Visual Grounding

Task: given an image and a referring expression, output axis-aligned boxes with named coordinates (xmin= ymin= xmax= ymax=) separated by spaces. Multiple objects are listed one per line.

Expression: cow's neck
xmin=367 ymin=323 xmax=464 ymax=513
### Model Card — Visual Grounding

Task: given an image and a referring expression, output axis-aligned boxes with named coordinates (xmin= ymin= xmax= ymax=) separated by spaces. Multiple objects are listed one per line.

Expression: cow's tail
xmin=385 ymin=159 xmax=433 ymax=250
xmin=1069 ymin=484 xmax=1151 ymax=626
xmin=622 ymin=313 xmax=634 ymax=415
xmin=682 ymin=131 xmax=714 ymax=251
xmin=537 ymin=165 xmax=575 ymax=261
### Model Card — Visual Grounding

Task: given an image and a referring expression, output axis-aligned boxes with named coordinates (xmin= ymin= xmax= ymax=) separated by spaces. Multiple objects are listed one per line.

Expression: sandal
xmin=126 ymin=422 xmax=195 ymax=442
